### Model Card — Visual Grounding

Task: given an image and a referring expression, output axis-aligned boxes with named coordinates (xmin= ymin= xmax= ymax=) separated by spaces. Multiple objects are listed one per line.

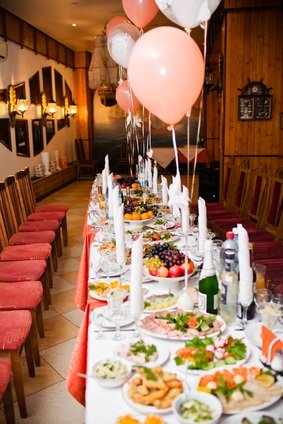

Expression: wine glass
xmin=272 ymin=293 xmax=283 ymax=325
xmin=189 ymin=213 xmax=197 ymax=231
xmin=99 ymin=250 xmax=115 ymax=283
xmin=92 ymin=310 xmax=106 ymax=340
xmin=106 ymin=290 xmax=127 ymax=341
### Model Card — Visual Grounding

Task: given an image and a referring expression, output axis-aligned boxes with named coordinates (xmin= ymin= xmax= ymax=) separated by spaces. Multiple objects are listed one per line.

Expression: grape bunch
xmin=124 ymin=203 xmax=135 ymax=214
xmin=145 ymin=243 xmax=185 ymax=268
xmin=144 ymin=256 xmax=163 ymax=273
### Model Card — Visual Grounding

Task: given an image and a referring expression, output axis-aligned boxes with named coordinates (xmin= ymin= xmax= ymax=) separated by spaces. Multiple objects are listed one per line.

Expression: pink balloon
xmin=116 ymin=80 xmax=141 ymax=113
xmin=128 ymin=27 xmax=204 ymax=125
xmin=122 ymin=0 xmax=159 ymax=29
xmin=105 ymin=16 xmax=130 ymax=37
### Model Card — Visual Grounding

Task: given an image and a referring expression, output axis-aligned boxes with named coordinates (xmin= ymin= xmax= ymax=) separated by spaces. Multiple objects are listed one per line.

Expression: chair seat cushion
xmin=9 ymin=231 xmax=55 ymax=245
xmin=0 ymin=310 xmax=32 ymax=350
xmin=28 ymin=211 xmax=65 ymax=222
xmin=19 ymin=220 xmax=60 ymax=232
xmin=0 ymin=281 xmax=43 ymax=310
xmin=0 ymin=243 xmax=51 ymax=261
xmin=0 ymin=260 xmax=46 ymax=281
xmin=35 ymin=203 xmax=68 ymax=212
xmin=0 ymin=359 xmax=12 ymax=399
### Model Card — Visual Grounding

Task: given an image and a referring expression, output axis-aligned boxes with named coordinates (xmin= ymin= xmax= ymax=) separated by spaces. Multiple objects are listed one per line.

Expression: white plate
xmin=245 ymin=320 xmax=283 ymax=348
xmin=115 ymin=340 xmax=170 ymax=368
xmin=124 ymin=217 xmax=154 ymax=225
xmin=91 ymin=305 xmax=133 ymax=329
xmin=172 ymin=337 xmax=251 ymax=375
xmin=221 ymin=412 xmax=283 ymax=424
xmin=196 ymin=367 xmax=283 ymax=415
xmin=122 ymin=371 xmax=185 ymax=414
xmin=138 ymin=311 xmax=226 ymax=341
xmin=143 ymin=293 xmax=179 ymax=313
xmin=142 ymin=232 xmax=179 ymax=245
xmin=97 ymin=266 xmax=128 ymax=278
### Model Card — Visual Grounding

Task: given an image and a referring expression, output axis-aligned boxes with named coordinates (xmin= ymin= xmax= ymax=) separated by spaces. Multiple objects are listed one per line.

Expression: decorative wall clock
xmin=238 ymin=79 xmax=272 ymax=120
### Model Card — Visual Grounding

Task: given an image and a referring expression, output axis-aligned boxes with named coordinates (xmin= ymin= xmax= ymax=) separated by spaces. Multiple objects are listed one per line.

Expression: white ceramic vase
xmin=41 ymin=152 xmax=51 ymax=176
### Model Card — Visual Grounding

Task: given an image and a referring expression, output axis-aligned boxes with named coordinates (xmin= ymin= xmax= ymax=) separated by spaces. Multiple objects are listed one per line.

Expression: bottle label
xmin=221 ymin=283 xmax=228 ymax=305
xmin=198 ymin=292 xmax=207 ymax=312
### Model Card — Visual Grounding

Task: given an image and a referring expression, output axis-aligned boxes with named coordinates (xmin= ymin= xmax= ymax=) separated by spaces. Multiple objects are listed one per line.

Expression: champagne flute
xmin=106 ymin=290 xmax=127 ymax=341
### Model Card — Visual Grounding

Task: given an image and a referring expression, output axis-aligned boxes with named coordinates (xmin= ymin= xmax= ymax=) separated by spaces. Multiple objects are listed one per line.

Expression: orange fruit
xmin=141 ymin=212 xmax=150 ymax=220
xmin=147 ymin=210 xmax=154 ymax=218
xmin=124 ymin=213 xmax=132 ymax=220
xmin=131 ymin=182 xmax=139 ymax=189
xmin=132 ymin=212 xmax=141 ymax=220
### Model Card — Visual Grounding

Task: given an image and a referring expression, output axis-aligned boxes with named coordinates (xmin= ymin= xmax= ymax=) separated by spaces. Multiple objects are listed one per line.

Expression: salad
xmin=179 ymin=398 xmax=214 ymax=422
xmin=92 ymin=359 xmax=128 ymax=380
xmin=174 ymin=336 xmax=247 ymax=371
xmin=144 ymin=292 xmax=179 ymax=312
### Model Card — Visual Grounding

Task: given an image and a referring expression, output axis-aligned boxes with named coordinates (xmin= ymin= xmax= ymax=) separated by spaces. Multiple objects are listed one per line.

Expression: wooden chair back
xmin=244 ymin=163 xmax=269 ymax=223
xmin=0 ymin=182 xmax=19 ymax=239
xmin=259 ymin=167 xmax=283 ymax=237
xmin=4 ymin=176 xmax=28 ymax=228
xmin=14 ymin=167 xmax=37 ymax=216
xmin=226 ymin=159 xmax=252 ymax=214
xmin=75 ymin=138 xmax=87 ymax=162
xmin=221 ymin=157 xmax=237 ymax=205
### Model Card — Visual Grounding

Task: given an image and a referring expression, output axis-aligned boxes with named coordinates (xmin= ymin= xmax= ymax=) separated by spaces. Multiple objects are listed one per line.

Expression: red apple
xmin=168 ymin=265 xmax=182 ymax=278
xmin=180 ymin=260 xmax=195 ymax=276
xmin=120 ymin=183 xmax=126 ymax=189
xmin=156 ymin=266 xmax=169 ymax=278
xmin=149 ymin=268 xmax=157 ymax=276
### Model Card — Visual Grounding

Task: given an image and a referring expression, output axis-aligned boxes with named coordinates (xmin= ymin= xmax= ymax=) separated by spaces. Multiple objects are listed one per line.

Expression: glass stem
xmin=242 ymin=305 xmax=248 ymax=328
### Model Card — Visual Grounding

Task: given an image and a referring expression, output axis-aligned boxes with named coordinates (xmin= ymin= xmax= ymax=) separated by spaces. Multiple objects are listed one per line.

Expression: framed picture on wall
xmin=57 ymin=118 xmax=65 ymax=130
xmin=32 ymin=119 xmax=44 ymax=155
xmin=46 ymin=119 xmax=55 ymax=144
xmin=15 ymin=120 xmax=30 ymax=157
xmin=0 ymin=118 xmax=12 ymax=151
xmin=29 ymin=72 xmax=41 ymax=105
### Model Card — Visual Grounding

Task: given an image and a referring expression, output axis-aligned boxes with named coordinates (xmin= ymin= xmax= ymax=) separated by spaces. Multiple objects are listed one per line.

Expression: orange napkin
xmin=261 ymin=325 xmax=283 ymax=363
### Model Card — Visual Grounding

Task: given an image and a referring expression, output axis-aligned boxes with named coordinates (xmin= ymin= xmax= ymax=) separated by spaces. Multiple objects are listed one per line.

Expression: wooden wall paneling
xmin=47 ymin=37 xmax=58 ymax=62
xmin=36 ymin=31 xmax=47 ymax=56
xmin=58 ymin=44 xmax=66 ymax=65
xmin=5 ymin=12 xmax=21 ymax=44
xmin=22 ymin=22 xmax=35 ymax=50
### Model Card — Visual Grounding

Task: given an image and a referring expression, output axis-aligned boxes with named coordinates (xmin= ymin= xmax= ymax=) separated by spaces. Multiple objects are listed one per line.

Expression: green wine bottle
xmin=198 ymin=239 xmax=219 ymax=315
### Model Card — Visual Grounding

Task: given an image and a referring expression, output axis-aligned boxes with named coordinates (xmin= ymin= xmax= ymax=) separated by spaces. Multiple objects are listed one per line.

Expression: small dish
xmin=173 ymin=392 xmax=222 ymax=424
xmin=91 ymin=357 xmax=132 ymax=388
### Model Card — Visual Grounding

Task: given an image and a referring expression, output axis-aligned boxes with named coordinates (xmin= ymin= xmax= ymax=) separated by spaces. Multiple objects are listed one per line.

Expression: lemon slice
xmin=256 ymin=373 xmax=275 ymax=387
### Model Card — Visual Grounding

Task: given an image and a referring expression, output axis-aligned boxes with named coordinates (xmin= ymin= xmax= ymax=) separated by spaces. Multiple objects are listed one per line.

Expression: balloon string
xmin=190 ymin=20 xmax=208 ymax=199
xmin=147 ymin=112 xmax=152 ymax=155
xmin=171 ymin=126 xmax=179 ymax=177
xmin=186 ymin=111 xmax=191 ymax=197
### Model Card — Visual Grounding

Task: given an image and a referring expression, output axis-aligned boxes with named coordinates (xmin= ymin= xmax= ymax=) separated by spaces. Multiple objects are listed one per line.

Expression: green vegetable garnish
xmin=128 ymin=340 xmax=157 ymax=363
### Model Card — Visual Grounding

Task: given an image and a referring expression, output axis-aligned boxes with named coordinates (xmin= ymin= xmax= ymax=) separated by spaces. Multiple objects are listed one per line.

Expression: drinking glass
xmin=189 ymin=213 xmax=197 ymax=231
xmin=100 ymin=250 xmax=116 ymax=282
xmin=253 ymin=263 xmax=267 ymax=290
xmin=106 ymin=290 xmax=127 ymax=341
xmin=272 ymin=293 xmax=283 ymax=324
xmin=255 ymin=288 xmax=272 ymax=312
xmin=92 ymin=310 xmax=106 ymax=340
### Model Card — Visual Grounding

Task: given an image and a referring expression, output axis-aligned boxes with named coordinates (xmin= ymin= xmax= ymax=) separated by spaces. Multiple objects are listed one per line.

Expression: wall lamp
xmin=41 ymin=92 xmax=57 ymax=126
xmin=64 ymin=96 xmax=77 ymax=124
xmin=8 ymin=84 xmax=29 ymax=127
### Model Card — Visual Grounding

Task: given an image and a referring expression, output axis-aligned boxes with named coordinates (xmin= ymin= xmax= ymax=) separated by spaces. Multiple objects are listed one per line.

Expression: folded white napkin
xmin=161 ymin=175 xmax=169 ymax=205
xmin=198 ymin=197 xmax=208 ymax=253
xmin=114 ymin=204 xmax=126 ymax=266
xmin=107 ymin=173 xmax=113 ymax=218
xmin=102 ymin=169 xmax=107 ymax=195
xmin=105 ymin=155 xmax=110 ymax=179
xmin=153 ymin=165 xmax=158 ymax=195
xmin=130 ymin=235 xmax=144 ymax=321
xmin=112 ymin=185 xmax=120 ymax=219
xmin=147 ymin=159 xmax=152 ymax=189
xmin=237 ymin=224 xmax=253 ymax=305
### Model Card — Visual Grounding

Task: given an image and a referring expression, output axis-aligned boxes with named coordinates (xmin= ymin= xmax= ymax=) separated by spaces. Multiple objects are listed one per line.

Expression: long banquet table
xmin=67 ymin=195 xmax=283 ymax=424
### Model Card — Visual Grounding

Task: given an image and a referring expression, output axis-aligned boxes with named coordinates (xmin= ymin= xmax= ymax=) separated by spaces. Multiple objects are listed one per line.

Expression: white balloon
xmin=107 ymin=23 xmax=141 ymax=69
xmin=155 ymin=0 xmax=221 ymax=29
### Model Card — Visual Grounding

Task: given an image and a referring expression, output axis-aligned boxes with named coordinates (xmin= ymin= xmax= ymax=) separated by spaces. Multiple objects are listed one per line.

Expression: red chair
xmin=0 ymin=359 xmax=15 ymax=424
xmin=15 ymin=167 xmax=69 ymax=246
xmin=0 ymin=281 xmax=44 ymax=367
xmin=4 ymin=176 xmax=62 ymax=259
xmin=0 ymin=310 xmax=34 ymax=418
xmin=0 ymin=181 xmax=58 ymax=273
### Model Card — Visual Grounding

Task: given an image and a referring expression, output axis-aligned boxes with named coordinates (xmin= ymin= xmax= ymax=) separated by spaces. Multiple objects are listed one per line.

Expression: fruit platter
xmin=116 ymin=414 xmax=165 ymax=424
xmin=148 ymin=218 xmax=175 ymax=231
xmin=173 ymin=335 xmax=249 ymax=373
xmin=197 ymin=366 xmax=283 ymax=414
xmin=138 ymin=309 xmax=226 ymax=340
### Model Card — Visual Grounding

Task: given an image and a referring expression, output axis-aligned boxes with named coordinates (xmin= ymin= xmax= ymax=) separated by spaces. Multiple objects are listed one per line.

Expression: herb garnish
xmin=128 ymin=340 xmax=157 ymax=363
xmin=134 ymin=366 xmax=158 ymax=380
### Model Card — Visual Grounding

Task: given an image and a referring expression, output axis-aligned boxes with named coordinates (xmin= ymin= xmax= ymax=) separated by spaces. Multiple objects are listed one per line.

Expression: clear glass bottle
xmin=220 ymin=250 xmax=238 ymax=324
xmin=220 ymin=230 xmax=238 ymax=272
xmin=198 ymin=240 xmax=219 ymax=315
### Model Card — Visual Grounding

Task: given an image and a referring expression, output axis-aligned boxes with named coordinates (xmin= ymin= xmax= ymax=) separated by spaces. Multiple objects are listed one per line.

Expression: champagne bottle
xmin=198 ymin=239 xmax=219 ymax=315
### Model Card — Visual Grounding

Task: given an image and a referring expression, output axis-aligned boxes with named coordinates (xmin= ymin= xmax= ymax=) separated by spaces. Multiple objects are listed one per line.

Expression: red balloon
xmin=128 ymin=27 xmax=204 ymax=125
xmin=105 ymin=16 xmax=130 ymax=37
xmin=116 ymin=80 xmax=141 ymax=113
xmin=122 ymin=0 xmax=159 ymax=29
